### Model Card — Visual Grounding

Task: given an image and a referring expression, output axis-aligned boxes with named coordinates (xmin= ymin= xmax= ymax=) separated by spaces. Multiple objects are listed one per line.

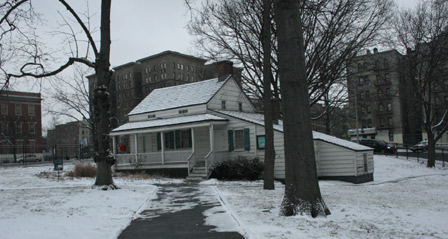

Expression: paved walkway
xmin=118 ymin=184 xmax=244 ymax=239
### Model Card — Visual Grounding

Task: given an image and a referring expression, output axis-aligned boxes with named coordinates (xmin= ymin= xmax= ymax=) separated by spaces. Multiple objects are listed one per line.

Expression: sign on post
xmin=54 ymin=159 xmax=63 ymax=171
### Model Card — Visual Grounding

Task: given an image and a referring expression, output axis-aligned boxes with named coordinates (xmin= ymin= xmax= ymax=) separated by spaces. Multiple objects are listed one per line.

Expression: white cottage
xmin=110 ymin=76 xmax=374 ymax=183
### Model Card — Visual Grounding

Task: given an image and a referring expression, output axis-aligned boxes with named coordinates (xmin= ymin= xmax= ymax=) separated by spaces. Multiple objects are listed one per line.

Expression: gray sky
xmin=7 ymin=0 xmax=420 ymax=130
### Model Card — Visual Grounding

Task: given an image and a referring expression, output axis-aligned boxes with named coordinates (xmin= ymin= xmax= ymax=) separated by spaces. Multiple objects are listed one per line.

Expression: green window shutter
xmin=188 ymin=129 xmax=192 ymax=148
xmin=228 ymin=130 xmax=234 ymax=152
xmin=156 ymin=132 xmax=161 ymax=151
xmin=244 ymin=128 xmax=250 ymax=151
xmin=175 ymin=130 xmax=181 ymax=149
xmin=169 ymin=131 xmax=175 ymax=149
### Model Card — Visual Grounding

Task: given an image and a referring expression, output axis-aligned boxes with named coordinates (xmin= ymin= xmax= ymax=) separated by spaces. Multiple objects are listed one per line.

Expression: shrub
xmin=2 ymin=159 xmax=10 ymax=164
xmin=210 ymin=157 xmax=263 ymax=181
xmin=66 ymin=162 xmax=97 ymax=178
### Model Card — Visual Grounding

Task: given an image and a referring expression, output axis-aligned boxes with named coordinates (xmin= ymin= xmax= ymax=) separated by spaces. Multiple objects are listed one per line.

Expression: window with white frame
xmin=28 ymin=105 xmax=35 ymax=116
xmin=15 ymin=104 xmax=21 ymax=116
xmin=28 ymin=122 xmax=35 ymax=134
xmin=15 ymin=122 xmax=22 ymax=134
xmin=221 ymin=100 xmax=226 ymax=109
xmin=1 ymin=121 xmax=8 ymax=134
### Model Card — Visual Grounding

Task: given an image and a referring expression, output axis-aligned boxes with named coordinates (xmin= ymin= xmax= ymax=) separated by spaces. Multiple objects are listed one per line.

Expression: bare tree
xmin=45 ymin=65 xmax=93 ymax=131
xmin=273 ymin=0 xmax=330 ymax=217
xmin=0 ymin=0 xmax=116 ymax=188
xmin=393 ymin=0 xmax=448 ymax=167
xmin=187 ymin=0 xmax=393 ymax=105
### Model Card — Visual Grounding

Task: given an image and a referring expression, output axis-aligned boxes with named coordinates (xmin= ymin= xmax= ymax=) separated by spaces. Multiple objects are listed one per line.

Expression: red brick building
xmin=0 ymin=91 xmax=43 ymax=160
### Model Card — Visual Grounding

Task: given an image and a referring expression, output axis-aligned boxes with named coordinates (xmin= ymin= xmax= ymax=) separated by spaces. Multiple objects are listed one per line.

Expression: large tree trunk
xmin=262 ymin=0 xmax=275 ymax=190
xmin=273 ymin=0 xmax=330 ymax=217
xmin=93 ymin=0 xmax=115 ymax=187
xmin=427 ymin=130 xmax=436 ymax=168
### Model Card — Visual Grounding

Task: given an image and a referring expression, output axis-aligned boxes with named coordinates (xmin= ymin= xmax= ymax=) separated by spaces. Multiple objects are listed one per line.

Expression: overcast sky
xmin=6 ymin=0 xmax=420 ymax=130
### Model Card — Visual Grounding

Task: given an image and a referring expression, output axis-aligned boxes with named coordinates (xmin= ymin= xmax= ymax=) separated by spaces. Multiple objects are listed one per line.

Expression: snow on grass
xmin=0 ymin=164 xmax=158 ymax=239
xmin=207 ymin=155 xmax=448 ymax=239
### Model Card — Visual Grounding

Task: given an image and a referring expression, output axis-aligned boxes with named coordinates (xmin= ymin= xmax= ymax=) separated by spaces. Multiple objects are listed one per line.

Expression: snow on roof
xmin=128 ymin=76 xmax=230 ymax=116
xmin=214 ymin=110 xmax=371 ymax=151
xmin=110 ymin=114 xmax=227 ymax=135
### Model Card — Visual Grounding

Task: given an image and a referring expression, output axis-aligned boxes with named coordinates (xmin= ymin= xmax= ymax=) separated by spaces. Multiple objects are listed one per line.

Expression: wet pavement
xmin=118 ymin=184 xmax=244 ymax=239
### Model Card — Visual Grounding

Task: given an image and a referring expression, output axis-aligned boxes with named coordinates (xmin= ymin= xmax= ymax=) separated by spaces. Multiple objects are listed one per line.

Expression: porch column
xmin=112 ymin=136 xmax=116 ymax=155
xmin=209 ymin=124 xmax=214 ymax=152
xmin=191 ymin=128 xmax=195 ymax=153
xmin=161 ymin=131 xmax=165 ymax=164
xmin=134 ymin=134 xmax=138 ymax=163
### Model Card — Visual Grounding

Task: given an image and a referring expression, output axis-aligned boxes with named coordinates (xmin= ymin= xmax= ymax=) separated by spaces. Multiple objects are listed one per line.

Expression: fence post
xmin=406 ymin=145 xmax=409 ymax=159
xmin=396 ymin=144 xmax=398 ymax=158
xmin=417 ymin=150 xmax=419 ymax=162
xmin=442 ymin=149 xmax=445 ymax=167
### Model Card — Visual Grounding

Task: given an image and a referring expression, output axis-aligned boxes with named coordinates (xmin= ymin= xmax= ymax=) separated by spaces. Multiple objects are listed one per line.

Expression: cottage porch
xmin=110 ymin=117 xmax=229 ymax=179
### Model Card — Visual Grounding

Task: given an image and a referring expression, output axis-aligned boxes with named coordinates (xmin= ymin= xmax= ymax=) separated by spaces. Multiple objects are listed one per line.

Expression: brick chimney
xmin=217 ymin=61 xmax=233 ymax=78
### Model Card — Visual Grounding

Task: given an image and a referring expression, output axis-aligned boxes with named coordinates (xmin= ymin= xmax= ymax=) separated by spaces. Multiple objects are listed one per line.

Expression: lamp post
xmin=354 ymin=83 xmax=360 ymax=143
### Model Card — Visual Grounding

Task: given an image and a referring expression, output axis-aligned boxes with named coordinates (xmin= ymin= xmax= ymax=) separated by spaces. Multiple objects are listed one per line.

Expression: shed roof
xmin=215 ymin=110 xmax=371 ymax=151
xmin=128 ymin=76 xmax=231 ymax=116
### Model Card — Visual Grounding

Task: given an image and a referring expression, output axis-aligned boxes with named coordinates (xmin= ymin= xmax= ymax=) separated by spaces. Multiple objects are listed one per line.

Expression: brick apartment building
xmin=347 ymin=49 xmax=422 ymax=145
xmin=0 ymin=91 xmax=43 ymax=160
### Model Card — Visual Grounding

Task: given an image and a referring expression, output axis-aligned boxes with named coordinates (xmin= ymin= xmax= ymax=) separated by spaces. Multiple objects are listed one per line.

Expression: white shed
xmin=110 ymin=76 xmax=374 ymax=183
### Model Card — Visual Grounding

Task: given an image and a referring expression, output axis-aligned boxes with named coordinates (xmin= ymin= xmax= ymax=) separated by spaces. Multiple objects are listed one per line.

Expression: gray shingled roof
xmin=128 ymin=76 xmax=230 ymax=116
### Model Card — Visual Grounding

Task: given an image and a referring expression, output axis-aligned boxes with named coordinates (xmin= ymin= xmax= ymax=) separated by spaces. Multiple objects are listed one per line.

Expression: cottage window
xmin=147 ymin=114 xmax=156 ymax=119
xmin=161 ymin=130 xmax=192 ymax=150
xmin=28 ymin=105 xmax=35 ymax=116
xmin=239 ymin=102 xmax=243 ymax=112
xmin=179 ymin=109 xmax=188 ymax=114
xmin=221 ymin=100 xmax=226 ymax=110
xmin=15 ymin=104 xmax=21 ymax=116
xmin=234 ymin=129 xmax=244 ymax=150
xmin=1 ymin=103 xmax=7 ymax=115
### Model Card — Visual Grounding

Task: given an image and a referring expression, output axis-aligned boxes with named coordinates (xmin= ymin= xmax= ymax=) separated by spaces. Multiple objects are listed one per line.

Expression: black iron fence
xmin=0 ymin=144 xmax=94 ymax=164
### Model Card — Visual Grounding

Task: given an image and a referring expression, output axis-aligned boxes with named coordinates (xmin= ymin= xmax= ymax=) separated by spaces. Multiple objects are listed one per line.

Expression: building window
xmin=378 ymin=90 xmax=383 ymax=98
xmin=221 ymin=100 xmax=226 ymax=110
xmin=365 ymin=78 xmax=370 ymax=86
xmin=375 ymin=60 xmax=380 ymax=69
xmin=28 ymin=122 xmax=35 ymax=134
xmin=386 ymin=87 xmax=391 ymax=96
xmin=234 ymin=129 xmax=244 ymax=150
xmin=376 ymin=75 xmax=381 ymax=84
xmin=378 ymin=104 xmax=383 ymax=111
xmin=389 ymin=131 xmax=394 ymax=141
xmin=187 ymin=75 xmax=190 ymax=81
xmin=15 ymin=122 xmax=22 ymax=134
xmin=359 ymin=77 xmax=364 ymax=85
xmin=384 ymin=59 xmax=389 ymax=68
xmin=28 ymin=105 xmax=35 ymax=116
xmin=181 ymin=64 xmax=184 ymax=70
xmin=173 ymin=72 xmax=176 ymax=79
xmin=1 ymin=122 xmax=8 ymax=134
xmin=367 ymin=105 xmax=371 ymax=113
xmin=387 ymin=103 xmax=392 ymax=111
xmin=29 ymin=140 xmax=36 ymax=153
xmin=385 ymin=73 xmax=390 ymax=82
xmin=357 ymin=63 xmax=362 ymax=72
xmin=187 ymin=65 xmax=190 ymax=72
xmin=360 ymin=91 xmax=365 ymax=99
xmin=239 ymin=102 xmax=243 ymax=112
xmin=15 ymin=104 xmax=21 ymax=116
xmin=1 ymin=103 xmax=7 ymax=115
xmin=380 ymin=118 xmax=385 ymax=127
xmin=388 ymin=117 xmax=392 ymax=126
xmin=367 ymin=119 xmax=372 ymax=128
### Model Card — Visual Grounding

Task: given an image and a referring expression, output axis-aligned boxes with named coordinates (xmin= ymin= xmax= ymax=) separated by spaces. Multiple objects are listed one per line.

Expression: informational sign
xmin=257 ymin=135 xmax=266 ymax=149
xmin=54 ymin=159 xmax=63 ymax=171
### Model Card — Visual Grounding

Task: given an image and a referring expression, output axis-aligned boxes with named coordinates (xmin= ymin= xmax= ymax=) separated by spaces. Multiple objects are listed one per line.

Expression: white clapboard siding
xmin=208 ymin=80 xmax=256 ymax=113
xmin=315 ymin=140 xmax=357 ymax=176
xmin=355 ymin=151 xmax=374 ymax=175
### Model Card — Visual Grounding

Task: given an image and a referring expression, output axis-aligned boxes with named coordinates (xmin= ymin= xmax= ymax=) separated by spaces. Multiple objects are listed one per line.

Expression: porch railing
xmin=164 ymin=150 xmax=192 ymax=163
xmin=138 ymin=152 xmax=162 ymax=165
xmin=116 ymin=154 xmax=135 ymax=166
xmin=187 ymin=152 xmax=196 ymax=172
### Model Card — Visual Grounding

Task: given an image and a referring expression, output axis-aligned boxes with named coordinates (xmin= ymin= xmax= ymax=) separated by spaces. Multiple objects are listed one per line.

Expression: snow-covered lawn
xmin=1 ymin=155 xmax=447 ymax=239
xmin=210 ymin=155 xmax=448 ymax=239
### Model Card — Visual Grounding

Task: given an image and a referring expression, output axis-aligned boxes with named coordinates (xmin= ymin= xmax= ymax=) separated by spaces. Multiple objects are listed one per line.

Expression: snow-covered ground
xmin=1 ymin=155 xmax=447 ymax=239
xmin=208 ymin=155 xmax=448 ymax=239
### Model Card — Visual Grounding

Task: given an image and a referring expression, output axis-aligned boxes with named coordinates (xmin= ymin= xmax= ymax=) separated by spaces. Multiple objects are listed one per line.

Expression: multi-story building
xmin=0 ymin=91 xmax=43 ymax=160
xmin=347 ymin=49 xmax=422 ymax=145
xmin=47 ymin=120 xmax=93 ymax=159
